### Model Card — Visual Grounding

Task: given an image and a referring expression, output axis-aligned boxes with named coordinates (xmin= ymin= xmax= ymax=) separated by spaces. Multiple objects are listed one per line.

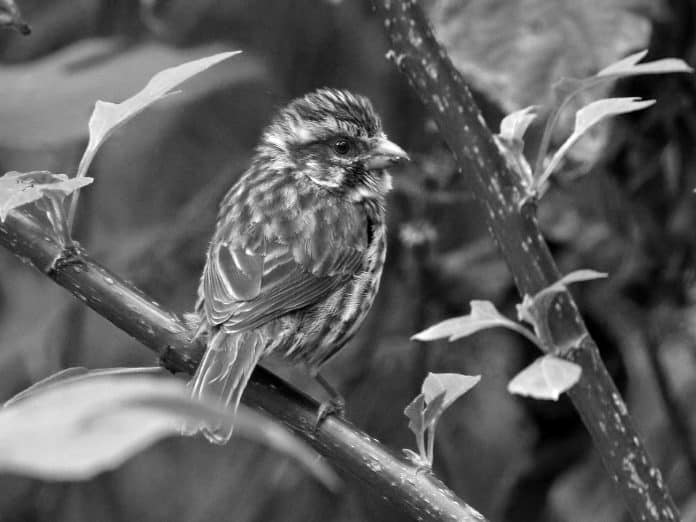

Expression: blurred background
xmin=1 ymin=0 xmax=696 ymax=520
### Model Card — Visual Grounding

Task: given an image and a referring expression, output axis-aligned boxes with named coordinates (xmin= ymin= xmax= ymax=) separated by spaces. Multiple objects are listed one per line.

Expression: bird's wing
xmin=202 ymin=214 xmax=367 ymax=331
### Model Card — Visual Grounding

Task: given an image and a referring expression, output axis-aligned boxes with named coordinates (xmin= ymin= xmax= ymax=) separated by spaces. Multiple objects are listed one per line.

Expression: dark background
xmin=0 ymin=1 xmax=695 ymax=521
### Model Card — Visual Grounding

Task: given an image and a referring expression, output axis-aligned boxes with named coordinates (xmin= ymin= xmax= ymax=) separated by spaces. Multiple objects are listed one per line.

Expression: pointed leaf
xmin=76 ymin=50 xmax=240 ymax=179
xmin=413 ymin=300 xmax=521 ymax=341
xmin=0 ymin=41 xmax=266 ymax=149
xmin=0 ymin=372 xmax=336 ymax=487
xmin=507 ymin=355 xmax=582 ymax=400
xmin=539 ymin=98 xmax=655 ymax=185
xmin=598 ymin=50 xmax=692 ymax=77
xmin=423 ymin=0 xmax=652 ymax=117
xmin=541 ymin=269 xmax=608 ymax=297
xmin=0 ymin=171 xmax=93 ymax=221
xmin=404 ymin=393 xmax=426 ymax=437
xmin=575 ymin=98 xmax=655 ymax=136
xmin=422 ymin=372 xmax=481 ymax=411
xmin=412 ymin=300 xmax=542 ymax=348
xmin=499 ymin=106 xmax=538 ymax=143
xmin=596 ymin=50 xmax=647 ymax=75
xmin=555 ymin=269 xmax=608 ymax=286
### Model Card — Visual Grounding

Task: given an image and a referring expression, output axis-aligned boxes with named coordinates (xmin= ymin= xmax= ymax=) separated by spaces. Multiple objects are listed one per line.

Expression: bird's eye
xmin=333 ymin=139 xmax=351 ymax=155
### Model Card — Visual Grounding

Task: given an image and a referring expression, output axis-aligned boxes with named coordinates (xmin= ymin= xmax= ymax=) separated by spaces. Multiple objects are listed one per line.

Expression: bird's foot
xmin=314 ymin=396 xmax=345 ymax=431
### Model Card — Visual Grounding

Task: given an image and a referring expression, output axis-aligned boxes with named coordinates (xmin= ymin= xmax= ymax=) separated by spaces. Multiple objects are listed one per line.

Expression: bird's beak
xmin=365 ymin=137 xmax=410 ymax=170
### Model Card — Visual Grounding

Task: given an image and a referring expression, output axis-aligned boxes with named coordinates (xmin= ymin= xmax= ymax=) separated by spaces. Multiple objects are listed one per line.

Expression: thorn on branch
xmin=46 ymin=244 xmax=86 ymax=277
xmin=158 ymin=343 xmax=200 ymax=376
xmin=518 ymin=194 xmax=538 ymax=218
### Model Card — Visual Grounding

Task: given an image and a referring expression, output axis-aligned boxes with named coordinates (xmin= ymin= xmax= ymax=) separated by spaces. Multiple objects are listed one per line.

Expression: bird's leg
xmin=312 ymin=372 xmax=346 ymax=429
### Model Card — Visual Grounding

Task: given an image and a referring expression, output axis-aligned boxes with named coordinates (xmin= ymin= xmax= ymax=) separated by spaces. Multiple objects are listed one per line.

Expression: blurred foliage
xmin=0 ymin=1 xmax=695 ymax=522
xmin=424 ymin=0 xmax=658 ymax=164
xmin=0 ymin=0 xmax=30 ymax=35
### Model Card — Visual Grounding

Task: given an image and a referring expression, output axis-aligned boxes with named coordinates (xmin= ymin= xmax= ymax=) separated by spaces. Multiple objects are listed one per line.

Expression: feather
xmin=190 ymin=88 xmax=398 ymax=443
xmin=189 ymin=329 xmax=265 ymax=444
xmin=202 ymin=186 xmax=369 ymax=329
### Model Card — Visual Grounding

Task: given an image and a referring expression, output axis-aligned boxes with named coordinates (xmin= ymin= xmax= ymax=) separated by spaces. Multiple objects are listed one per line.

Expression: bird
xmin=189 ymin=88 xmax=409 ymax=444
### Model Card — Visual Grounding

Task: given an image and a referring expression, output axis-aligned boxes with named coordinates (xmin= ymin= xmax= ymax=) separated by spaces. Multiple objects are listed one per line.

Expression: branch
xmin=0 ymin=209 xmax=486 ymax=522
xmin=373 ymin=1 xmax=679 ymax=520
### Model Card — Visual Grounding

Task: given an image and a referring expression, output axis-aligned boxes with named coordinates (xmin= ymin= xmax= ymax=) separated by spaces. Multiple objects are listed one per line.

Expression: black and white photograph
xmin=0 ymin=1 xmax=693 ymax=521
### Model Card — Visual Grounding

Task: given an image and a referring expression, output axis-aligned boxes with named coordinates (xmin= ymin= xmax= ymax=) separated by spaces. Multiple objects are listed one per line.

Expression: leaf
xmin=77 ymin=50 xmax=240 ymax=179
xmin=404 ymin=393 xmax=426 ymax=437
xmin=421 ymin=372 xmax=481 ymax=411
xmin=496 ymin=106 xmax=538 ymax=187
xmin=538 ymin=269 xmax=608 ymax=298
xmin=498 ymin=106 xmax=538 ymax=143
xmin=423 ymin=0 xmax=653 ymax=116
xmin=597 ymin=49 xmax=693 ymax=77
xmin=4 ymin=366 xmax=166 ymax=407
xmin=0 ymin=40 xmax=265 ymax=150
xmin=0 ymin=171 xmax=93 ymax=221
xmin=507 ymin=355 xmax=582 ymax=400
xmin=424 ymin=0 xmax=660 ymax=171
xmin=538 ymin=98 xmax=655 ymax=186
xmin=0 ymin=372 xmax=336 ymax=487
xmin=574 ymin=98 xmax=655 ymax=137
xmin=412 ymin=300 xmax=540 ymax=348
xmin=4 ymin=367 xmax=90 ymax=407
xmin=596 ymin=49 xmax=648 ymax=75
xmin=554 ymin=269 xmax=608 ymax=286
xmin=144 ymin=395 xmax=339 ymax=490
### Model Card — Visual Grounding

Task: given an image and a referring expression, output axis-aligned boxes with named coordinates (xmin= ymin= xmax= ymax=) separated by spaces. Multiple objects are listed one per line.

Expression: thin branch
xmin=372 ymin=1 xmax=678 ymax=520
xmin=0 ymin=209 xmax=486 ymax=522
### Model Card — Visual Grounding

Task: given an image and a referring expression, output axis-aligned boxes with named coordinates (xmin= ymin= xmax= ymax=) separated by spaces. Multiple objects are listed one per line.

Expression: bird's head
xmin=258 ymin=88 xmax=409 ymax=201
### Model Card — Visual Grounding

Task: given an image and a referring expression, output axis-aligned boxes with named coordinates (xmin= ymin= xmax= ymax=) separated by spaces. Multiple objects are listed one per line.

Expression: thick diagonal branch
xmin=372 ymin=1 xmax=678 ymax=520
xmin=0 ymin=209 xmax=485 ymax=522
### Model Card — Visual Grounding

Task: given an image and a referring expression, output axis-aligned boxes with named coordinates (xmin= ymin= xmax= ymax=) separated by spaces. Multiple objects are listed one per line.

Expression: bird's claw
xmin=314 ymin=396 xmax=345 ymax=430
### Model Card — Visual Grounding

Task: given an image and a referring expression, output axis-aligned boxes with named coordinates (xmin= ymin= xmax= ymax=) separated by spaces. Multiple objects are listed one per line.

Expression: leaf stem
xmin=426 ymin=422 xmax=437 ymax=466
xmin=532 ymin=75 xmax=624 ymax=180
xmin=533 ymin=94 xmax=570 ymax=178
xmin=67 ymin=147 xmax=97 ymax=232
xmin=536 ymin=132 xmax=577 ymax=190
xmin=505 ymin=322 xmax=547 ymax=352
xmin=418 ymin=430 xmax=428 ymax=463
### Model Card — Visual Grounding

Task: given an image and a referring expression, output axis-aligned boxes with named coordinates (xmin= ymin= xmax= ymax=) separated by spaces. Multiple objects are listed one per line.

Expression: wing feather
xmin=200 ymin=187 xmax=369 ymax=330
xmin=203 ymin=238 xmax=364 ymax=330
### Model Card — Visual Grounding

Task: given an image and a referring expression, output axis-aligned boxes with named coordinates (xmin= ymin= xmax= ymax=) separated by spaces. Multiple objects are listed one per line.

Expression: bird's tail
xmin=189 ymin=328 xmax=264 ymax=444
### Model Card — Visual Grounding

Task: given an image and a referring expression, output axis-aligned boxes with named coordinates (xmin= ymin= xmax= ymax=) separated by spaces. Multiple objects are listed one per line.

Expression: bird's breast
xmin=297 ymin=217 xmax=387 ymax=368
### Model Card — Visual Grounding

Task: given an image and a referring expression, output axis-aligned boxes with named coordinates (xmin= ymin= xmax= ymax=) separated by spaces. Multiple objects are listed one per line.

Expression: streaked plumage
xmin=190 ymin=88 xmax=408 ymax=443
